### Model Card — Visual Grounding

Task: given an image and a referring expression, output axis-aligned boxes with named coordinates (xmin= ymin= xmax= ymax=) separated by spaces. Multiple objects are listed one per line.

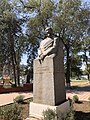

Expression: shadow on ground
xmin=75 ymin=111 xmax=90 ymax=120
xmin=66 ymin=85 xmax=90 ymax=92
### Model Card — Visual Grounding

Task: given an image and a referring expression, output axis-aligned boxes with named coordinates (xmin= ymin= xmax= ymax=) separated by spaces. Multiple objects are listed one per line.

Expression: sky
xmin=83 ymin=0 xmax=90 ymax=2
xmin=54 ymin=0 xmax=90 ymax=3
xmin=21 ymin=0 xmax=90 ymax=66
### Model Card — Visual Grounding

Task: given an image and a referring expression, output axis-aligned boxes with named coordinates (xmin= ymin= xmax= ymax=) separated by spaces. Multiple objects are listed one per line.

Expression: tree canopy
xmin=0 ymin=0 xmax=90 ymax=86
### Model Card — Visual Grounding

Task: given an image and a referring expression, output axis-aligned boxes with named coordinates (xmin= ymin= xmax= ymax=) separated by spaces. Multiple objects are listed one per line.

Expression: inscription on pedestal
xmin=36 ymin=66 xmax=49 ymax=73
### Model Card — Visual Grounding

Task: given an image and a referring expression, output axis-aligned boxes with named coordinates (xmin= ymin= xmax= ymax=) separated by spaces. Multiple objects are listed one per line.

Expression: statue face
xmin=45 ymin=27 xmax=53 ymax=35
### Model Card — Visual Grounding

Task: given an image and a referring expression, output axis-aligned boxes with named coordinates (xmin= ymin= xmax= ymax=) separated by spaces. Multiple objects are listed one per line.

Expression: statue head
xmin=45 ymin=27 xmax=53 ymax=37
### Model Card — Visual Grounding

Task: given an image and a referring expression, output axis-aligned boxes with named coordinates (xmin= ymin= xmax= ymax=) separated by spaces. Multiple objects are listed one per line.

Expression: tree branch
xmin=20 ymin=0 xmax=36 ymax=9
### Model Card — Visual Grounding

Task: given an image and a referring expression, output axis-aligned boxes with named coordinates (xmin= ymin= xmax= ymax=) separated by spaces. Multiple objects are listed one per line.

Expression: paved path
xmin=66 ymin=83 xmax=90 ymax=101
xmin=0 ymin=84 xmax=90 ymax=106
xmin=0 ymin=83 xmax=90 ymax=120
xmin=66 ymin=90 xmax=90 ymax=101
xmin=0 ymin=92 xmax=33 ymax=106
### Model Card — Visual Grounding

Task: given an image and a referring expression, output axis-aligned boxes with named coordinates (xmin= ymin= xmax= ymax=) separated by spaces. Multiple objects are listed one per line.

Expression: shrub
xmin=42 ymin=106 xmax=75 ymax=120
xmin=43 ymin=108 xmax=56 ymax=120
xmin=42 ymin=107 xmax=75 ymax=120
xmin=65 ymin=107 xmax=75 ymax=120
xmin=88 ymin=97 xmax=90 ymax=101
xmin=73 ymin=95 xmax=79 ymax=103
xmin=0 ymin=103 xmax=22 ymax=120
xmin=14 ymin=95 xmax=25 ymax=104
xmin=11 ymin=84 xmax=16 ymax=87
xmin=29 ymin=97 xmax=33 ymax=102
xmin=68 ymin=97 xmax=73 ymax=106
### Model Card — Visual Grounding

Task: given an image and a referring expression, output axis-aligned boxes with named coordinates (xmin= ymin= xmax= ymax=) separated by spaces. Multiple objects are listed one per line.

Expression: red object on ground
xmin=0 ymin=83 xmax=33 ymax=93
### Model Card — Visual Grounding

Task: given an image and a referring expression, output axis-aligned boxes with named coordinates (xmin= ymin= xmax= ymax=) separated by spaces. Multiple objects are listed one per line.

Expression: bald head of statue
xmin=45 ymin=27 xmax=53 ymax=37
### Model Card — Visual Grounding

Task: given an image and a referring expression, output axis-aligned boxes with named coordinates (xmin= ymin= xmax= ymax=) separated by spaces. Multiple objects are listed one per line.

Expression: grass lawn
xmin=68 ymin=80 xmax=90 ymax=90
xmin=71 ymin=79 xmax=89 ymax=86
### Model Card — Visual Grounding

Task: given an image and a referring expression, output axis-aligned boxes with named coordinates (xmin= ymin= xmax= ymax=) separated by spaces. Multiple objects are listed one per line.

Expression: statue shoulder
xmin=40 ymin=37 xmax=54 ymax=46
xmin=54 ymin=37 xmax=59 ymax=40
xmin=54 ymin=37 xmax=60 ymax=44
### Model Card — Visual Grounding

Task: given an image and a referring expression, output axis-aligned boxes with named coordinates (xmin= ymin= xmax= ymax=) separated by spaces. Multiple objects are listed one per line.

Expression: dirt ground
xmin=23 ymin=100 xmax=90 ymax=120
xmin=73 ymin=101 xmax=90 ymax=120
xmin=22 ymin=99 xmax=30 ymax=119
xmin=0 ymin=99 xmax=90 ymax=120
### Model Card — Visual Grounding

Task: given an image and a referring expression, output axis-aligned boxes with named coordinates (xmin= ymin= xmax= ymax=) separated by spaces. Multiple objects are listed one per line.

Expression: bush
xmin=73 ymin=95 xmax=79 ymax=103
xmin=68 ymin=97 xmax=73 ymax=106
xmin=43 ymin=108 xmax=56 ymax=120
xmin=42 ymin=107 xmax=75 ymax=120
xmin=88 ymin=97 xmax=90 ymax=101
xmin=65 ymin=107 xmax=75 ymax=120
xmin=0 ymin=103 xmax=22 ymax=120
xmin=11 ymin=84 xmax=16 ymax=87
xmin=14 ymin=95 xmax=25 ymax=104
xmin=29 ymin=97 xmax=33 ymax=102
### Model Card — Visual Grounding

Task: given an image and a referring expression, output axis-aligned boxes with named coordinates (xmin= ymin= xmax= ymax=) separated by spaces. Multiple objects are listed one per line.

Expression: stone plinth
xmin=33 ymin=40 xmax=66 ymax=106
xmin=30 ymin=101 xmax=70 ymax=120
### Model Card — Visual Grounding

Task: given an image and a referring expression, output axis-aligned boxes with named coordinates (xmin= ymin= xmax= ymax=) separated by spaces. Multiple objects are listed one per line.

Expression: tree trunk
xmin=60 ymin=37 xmax=71 ymax=88
xmin=87 ymin=74 xmax=90 ymax=81
xmin=26 ymin=71 xmax=30 ymax=83
xmin=11 ymin=48 xmax=20 ymax=86
xmin=13 ymin=50 xmax=20 ymax=86
xmin=9 ymin=32 xmax=17 ymax=86
xmin=11 ymin=53 xmax=17 ymax=86
xmin=66 ymin=48 xmax=71 ymax=88
xmin=17 ymin=63 xmax=20 ymax=86
xmin=84 ymin=51 xmax=90 ymax=82
xmin=17 ymin=50 xmax=20 ymax=86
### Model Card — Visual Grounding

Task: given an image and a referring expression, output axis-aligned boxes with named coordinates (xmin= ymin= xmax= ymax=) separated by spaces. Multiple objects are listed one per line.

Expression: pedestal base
xmin=29 ymin=101 xmax=70 ymax=120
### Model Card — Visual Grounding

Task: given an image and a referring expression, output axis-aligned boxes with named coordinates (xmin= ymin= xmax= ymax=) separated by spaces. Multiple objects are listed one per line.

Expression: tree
xmin=0 ymin=0 xmax=11 ymax=72
xmin=0 ymin=0 xmax=24 ymax=86
xmin=18 ymin=0 xmax=55 ymax=82
xmin=70 ymin=55 xmax=82 ymax=79
xmin=53 ymin=0 xmax=90 ymax=87
xmin=12 ymin=0 xmax=90 ymax=87
xmin=81 ymin=36 xmax=90 ymax=80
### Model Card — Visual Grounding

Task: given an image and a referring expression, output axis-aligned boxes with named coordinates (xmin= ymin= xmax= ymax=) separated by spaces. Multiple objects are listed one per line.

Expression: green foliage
xmin=70 ymin=55 xmax=82 ymax=78
xmin=88 ymin=97 xmax=90 ymax=101
xmin=53 ymin=0 xmax=90 ymax=84
xmin=29 ymin=97 xmax=33 ymax=102
xmin=65 ymin=108 xmax=75 ymax=120
xmin=0 ymin=103 xmax=22 ymax=120
xmin=14 ymin=95 xmax=25 ymax=104
xmin=42 ymin=107 xmax=75 ymax=120
xmin=0 ymin=0 xmax=90 ymax=86
xmin=43 ymin=108 xmax=56 ymax=120
xmin=73 ymin=95 xmax=79 ymax=103
xmin=68 ymin=98 xmax=73 ymax=107
xmin=0 ymin=0 xmax=25 ymax=86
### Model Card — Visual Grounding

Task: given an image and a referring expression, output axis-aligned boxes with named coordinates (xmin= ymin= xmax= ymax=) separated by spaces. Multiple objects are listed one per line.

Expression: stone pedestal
xmin=33 ymin=40 xmax=66 ymax=105
xmin=30 ymin=101 xmax=70 ymax=120
xmin=30 ymin=40 xmax=69 ymax=119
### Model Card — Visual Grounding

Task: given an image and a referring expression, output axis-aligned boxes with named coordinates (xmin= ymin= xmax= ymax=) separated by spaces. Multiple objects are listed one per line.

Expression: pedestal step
xmin=29 ymin=101 xmax=70 ymax=120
